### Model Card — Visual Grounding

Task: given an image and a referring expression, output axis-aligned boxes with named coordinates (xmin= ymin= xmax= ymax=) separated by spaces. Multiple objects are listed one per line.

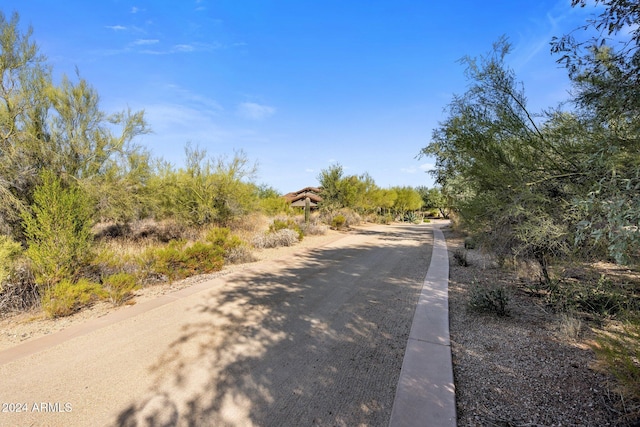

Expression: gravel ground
xmin=444 ymin=226 xmax=635 ymax=427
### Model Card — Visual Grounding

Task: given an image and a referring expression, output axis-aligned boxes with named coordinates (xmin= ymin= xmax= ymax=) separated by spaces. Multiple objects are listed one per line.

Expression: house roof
xmin=283 ymin=187 xmax=323 ymax=205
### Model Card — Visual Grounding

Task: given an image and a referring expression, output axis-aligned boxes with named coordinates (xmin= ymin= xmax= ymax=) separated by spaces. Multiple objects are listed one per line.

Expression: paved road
xmin=0 ymin=224 xmax=433 ymax=427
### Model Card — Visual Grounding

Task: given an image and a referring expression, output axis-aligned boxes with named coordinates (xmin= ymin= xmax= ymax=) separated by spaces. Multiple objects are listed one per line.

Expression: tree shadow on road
xmin=113 ymin=224 xmax=433 ymax=427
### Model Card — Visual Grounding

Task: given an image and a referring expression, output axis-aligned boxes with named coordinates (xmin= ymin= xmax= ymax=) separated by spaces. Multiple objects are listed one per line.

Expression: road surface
xmin=0 ymin=223 xmax=433 ymax=427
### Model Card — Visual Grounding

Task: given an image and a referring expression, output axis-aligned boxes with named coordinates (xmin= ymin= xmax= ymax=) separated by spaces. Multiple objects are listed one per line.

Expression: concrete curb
xmin=389 ymin=225 xmax=456 ymax=426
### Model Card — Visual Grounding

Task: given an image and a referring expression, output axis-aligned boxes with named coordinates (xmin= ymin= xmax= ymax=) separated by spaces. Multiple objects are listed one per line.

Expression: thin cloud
xmin=419 ymin=163 xmax=435 ymax=172
xmin=401 ymin=163 xmax=434 ymax=174
xmin=131 ymin=42 xmax=222 ymax=55
xmin=131 ymin=7 xmax=139 ymax=14
xmin=105 ymin=25 xmax=127 ymax=31
xmin=164 ymin=83 xmax=223 ymax=112
xmin=173 ymin=44 xmax=196 ymax=52
xmin=237 ymin=102 xmax=276 ymax=120
xmin=141 ymin=103 xmax=231 ymax=143
xmin=131 ymin=39 xmax=159 ymax=46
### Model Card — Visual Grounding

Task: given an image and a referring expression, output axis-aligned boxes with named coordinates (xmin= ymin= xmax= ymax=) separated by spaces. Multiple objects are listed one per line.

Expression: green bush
xmin=0 ymin=236 xmax=22 ymax=291
xmin=102 ymin=272 xmax=139 ymax=305
xmin=204 ymin=227 xmax=253 ymax=264
xmin=204 ymin=227 xmax=243 ymax=249
xmin=259 ymin=196 xmax=290 ymax=216
xmin=469 ymin=283 xmax=510 ymax=317
xmin=331 ymin=215 xmax=346 ymax=230
xmin=151 ymin=240 xmax=225 ymax=282
xmin=41 ymin=278 xmax=105 ymax=318
xmin=21 ymin=171 xmax=94 ymax=286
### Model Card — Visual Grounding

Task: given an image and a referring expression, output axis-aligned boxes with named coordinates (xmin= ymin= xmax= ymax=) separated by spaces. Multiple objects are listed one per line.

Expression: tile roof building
xmin=283 ymin=187 xmax=323 ymax=209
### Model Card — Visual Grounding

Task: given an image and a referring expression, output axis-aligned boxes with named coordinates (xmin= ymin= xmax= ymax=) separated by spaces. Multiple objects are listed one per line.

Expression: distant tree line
xmin=315 ymin=163 xmax=430 ymax=221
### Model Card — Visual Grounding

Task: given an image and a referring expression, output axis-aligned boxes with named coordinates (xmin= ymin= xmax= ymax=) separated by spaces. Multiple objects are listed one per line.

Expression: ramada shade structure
xmin=282 ymin=187 xmax=323 ymax=209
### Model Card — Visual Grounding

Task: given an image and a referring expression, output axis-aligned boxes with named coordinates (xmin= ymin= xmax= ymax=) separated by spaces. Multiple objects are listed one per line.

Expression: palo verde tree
xmin=421 ymin=38 xmax=587 ymax=279
xmin=0 ymin=11 xmax=50 ymax=236
xmin=317 ymin=163 xmax=398 ymax=215
xmin=391 ymin=186 xmax=423 ymax=218
xmin=552 ymin=0 xmax=640 ymax=264
xmin=424 ymin=6 xmax=640 ymax=272
xmin=151 ymin=145 xmax=258 ymax=227
xmin=316 ymin=163 xmax=344 ymax=210
xmin=0 ymin=12 xmax=151 ymax=237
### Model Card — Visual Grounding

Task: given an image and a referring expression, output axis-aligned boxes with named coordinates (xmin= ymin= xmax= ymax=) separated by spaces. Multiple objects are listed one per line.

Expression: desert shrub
xmin=453 ymin=249 xmax=469 ymax=267
xmin=259 ymin=196 xmax=290 ymax=216
xmin=0 ymin=259 xmax=38 ymax=314
xmin=320 ymin=208 xmax=361 ymax=229
xmin=21 ymin=171 xmax=94 ymax=286
xmin=94 ymin=222 xmax=132 ymax=240
xmin=593 ymin=321 xmax=640 ymax=404
xmin=184 ymin=241 xmax=225 ymax=271
xmin=292 ymin=213 xmax=328 ymax=236
xmin=269 ymin=219 xmax=303 ymax=240
xmin=102 ymin=272 xmax=139 ymax=305
xmin=0 ymin=236 xmax=22 ymax=291
xmin=146 ymin=240 xmax=187 ymax=281
xmin=131 ymin=219 xmax=188 ymax=242
xmin=151 ymin=240 xmax=225 ymax=282
xmin=89 ymin=246 xmax=128 ymax=279
xmin=331 ymin=215 xmax=346 ymax=230
xmin=340 ymin=209 xmax=362 ymax=227
xmin=135 ymin=245 xmax=165 ymax=284
xmin=224 ymin=245 xmax=256 ymax=264
xmin=374 ymin=213 xmax=393 ymax=224
xmin=469 ymin=283 xmax=510 ymax=317
xmin=424 ymin=208 xmax=440 ymax=218
xmin=204 ymin=227 xmax=254 ymax=264
xmin=543 ymin=275 xmax=638 ymax=318
xmin=41 ymin=278 xmax=106 ymax=318
xmin=299 ymin=221 xmax=328 ymax=236
xmin=464 ymin=236 xmax=477 ymax=249
xmin=205 ymin=227 xmax=242 ymax=249
xmin=252 ymin=229 xmax=299 ymax=249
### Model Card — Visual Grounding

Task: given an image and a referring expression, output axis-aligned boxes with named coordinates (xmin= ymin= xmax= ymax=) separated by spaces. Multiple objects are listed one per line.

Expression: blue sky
xmin=3 ymin=1 xmax=596 ymax=193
